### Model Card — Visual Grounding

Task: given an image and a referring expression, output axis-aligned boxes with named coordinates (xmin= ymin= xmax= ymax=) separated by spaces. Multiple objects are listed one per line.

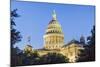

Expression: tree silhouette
xmin=77 ymin=25 xmax=95 ymax=62
xmin=11 ymin=9 xmax=22 ymax=66
xmin=11 ymin=46 xmax=23 ymax=66
xmin=22 ymin=50 xmax=40 ymax=65
xmin=39 ymin=52 xmax=69 ymax=64
xmin=11 ymin=9 xmax=22 ymax=47
xmin=87 ymin=25 xmax=95 ymax=61
xmin=87 ymin=25 xmax=95 ymax=46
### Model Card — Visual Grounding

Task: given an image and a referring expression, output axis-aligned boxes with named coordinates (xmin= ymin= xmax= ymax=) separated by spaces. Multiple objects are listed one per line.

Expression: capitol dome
xmin=46 ymin=18 xmax=63 ymax=35
xmin=43 ymin=10 xmax=64 ymax=49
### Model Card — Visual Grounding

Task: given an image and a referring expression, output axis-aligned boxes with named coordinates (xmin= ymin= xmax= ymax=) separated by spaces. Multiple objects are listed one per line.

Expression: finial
xmin=52 ymin=10 xmax=57 ymax=20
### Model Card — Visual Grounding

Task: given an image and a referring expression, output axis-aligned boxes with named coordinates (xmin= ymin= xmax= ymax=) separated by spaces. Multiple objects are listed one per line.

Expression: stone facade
xmin=43 ymin=10 xmax=64 ymax=49
xmin=24 ymin=10 xmax=84 ymax=62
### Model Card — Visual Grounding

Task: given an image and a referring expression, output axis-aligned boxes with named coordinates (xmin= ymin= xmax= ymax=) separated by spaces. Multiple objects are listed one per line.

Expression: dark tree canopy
xmin=77 ymin=25 xmax=95 ymax=62
xmin=40 ymin=52 xmax=69 ymax=64
xmin=11 ymin=9 xmax=22 ymax=66
xmin=87 ymin=25 xmax=95 ymax=61
xmin=11 ymin=9 xmax=22 ymax=47
xmin=87 ymin=25 xmax=95 ymax=45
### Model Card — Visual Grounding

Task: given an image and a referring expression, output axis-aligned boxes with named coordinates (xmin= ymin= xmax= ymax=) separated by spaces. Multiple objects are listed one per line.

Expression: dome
xmin=43 ymin=10 xmax=64 ymax=49
xmin=45 ymin=11 xmax=63 ymax=35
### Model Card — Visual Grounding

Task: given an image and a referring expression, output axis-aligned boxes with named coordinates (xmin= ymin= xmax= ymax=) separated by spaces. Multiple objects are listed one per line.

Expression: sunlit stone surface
xmin=24 ymin=10 xmax=84 ymax=63
xmin=44 ymin=10 xmax=64 ymax=50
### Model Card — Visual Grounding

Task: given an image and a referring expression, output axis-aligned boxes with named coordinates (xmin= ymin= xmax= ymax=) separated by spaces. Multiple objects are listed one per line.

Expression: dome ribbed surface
xmin=46 ymin=19 xmax=63 ymax=34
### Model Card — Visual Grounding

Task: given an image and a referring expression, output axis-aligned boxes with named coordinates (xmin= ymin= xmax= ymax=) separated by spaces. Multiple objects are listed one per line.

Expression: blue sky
xmin=11 ymin=1 xmax=95 ymax=49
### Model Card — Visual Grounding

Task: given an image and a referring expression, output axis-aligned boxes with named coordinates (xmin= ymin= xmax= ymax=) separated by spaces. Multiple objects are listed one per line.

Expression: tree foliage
xmin=11 ymin=9 xmax=22 ymax=67
xmin=11 ymin=51 xmax=69 ymax=66
xmin=77 ymin=25 xmax=95 ymax=62
xmin=86 ymin=25 xmax=95 ymax=61
xmin=39 ymin=52 xmax=69 ymax=64
xmin=87 ymin=25 xmax=95 ymax=45
xmin=11 ymin=9 xmax=22 ymax=47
